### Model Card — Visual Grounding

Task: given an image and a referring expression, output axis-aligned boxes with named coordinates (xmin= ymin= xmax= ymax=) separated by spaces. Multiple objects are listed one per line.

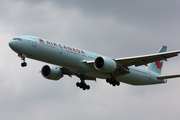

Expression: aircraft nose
xmin=9 ymin=40 xmax=15 ymax=49
xmin=9 ymin=40 xmax=23 ymax=53
xmin=9 ymin=40 xmax=18 ymax=49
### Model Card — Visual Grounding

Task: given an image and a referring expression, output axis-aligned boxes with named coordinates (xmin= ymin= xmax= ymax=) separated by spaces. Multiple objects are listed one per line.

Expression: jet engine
xmin=94 ymin=56 xmax=117 ymax=72
xmin=41 ymin=65 xmax=63 ymax=80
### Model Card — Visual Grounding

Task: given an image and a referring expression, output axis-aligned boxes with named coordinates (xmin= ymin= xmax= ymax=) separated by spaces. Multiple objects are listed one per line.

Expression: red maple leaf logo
xmin=38 ymin=38 xmax=44 ymax=44
xmin=155 ymin=61 xmax=163 ymax=70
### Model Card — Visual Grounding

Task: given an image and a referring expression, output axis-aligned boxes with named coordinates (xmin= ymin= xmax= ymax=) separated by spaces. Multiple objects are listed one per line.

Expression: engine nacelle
xmin=41 ymin=65 xmax=63 ymax=80
xmin=94 ymin=56 xmax=117 ymax=72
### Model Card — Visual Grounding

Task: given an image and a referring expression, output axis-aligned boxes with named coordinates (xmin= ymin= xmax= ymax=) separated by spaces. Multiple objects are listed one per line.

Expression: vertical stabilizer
xmin=147 ymin=46 xmax=167 ymax=75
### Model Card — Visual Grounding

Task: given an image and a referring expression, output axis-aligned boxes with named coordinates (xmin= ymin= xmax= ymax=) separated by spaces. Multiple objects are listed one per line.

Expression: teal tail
xmin=147 ymin=46 xmax=167 ymax=75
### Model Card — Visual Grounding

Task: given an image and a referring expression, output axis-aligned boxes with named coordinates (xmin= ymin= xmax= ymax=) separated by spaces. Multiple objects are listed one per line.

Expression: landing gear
xmin=18 ymin=54 xmax=27 ymax=67
xmin=21 ymin=62 xmax=27 ymax=67
xmin=106 ymin=77 xmax=120 ymax=86
xmin=76 ymin=75 xmax=90 ymax=90
xmin=76 ymin=81 xmax=90 ymax=90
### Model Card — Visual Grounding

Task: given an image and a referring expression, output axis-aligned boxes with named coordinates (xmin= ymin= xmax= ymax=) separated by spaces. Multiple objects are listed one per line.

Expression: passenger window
xmin=13 ymin=38 xmax=22 ymax=41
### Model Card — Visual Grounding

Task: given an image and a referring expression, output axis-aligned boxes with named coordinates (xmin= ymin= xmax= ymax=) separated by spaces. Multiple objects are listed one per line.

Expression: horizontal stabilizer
xmin=157 ymin=74 xmax=180 ymax=80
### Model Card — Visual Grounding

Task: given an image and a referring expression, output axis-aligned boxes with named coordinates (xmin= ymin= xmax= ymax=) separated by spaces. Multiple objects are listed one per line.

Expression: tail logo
xmin=155 ymin=61 xmax=163 ymax=70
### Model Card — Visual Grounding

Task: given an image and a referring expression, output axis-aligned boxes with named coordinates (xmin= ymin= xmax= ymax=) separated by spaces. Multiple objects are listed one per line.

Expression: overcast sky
xmin=1 ymin=0 xmax=180 ymax=120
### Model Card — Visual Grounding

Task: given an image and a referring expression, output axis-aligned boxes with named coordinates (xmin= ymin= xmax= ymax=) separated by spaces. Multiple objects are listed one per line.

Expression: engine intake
xmin=94 ymin=56 xmax=117 ymax=72
xmin=41 ymin=65 xmax=63 ymax=80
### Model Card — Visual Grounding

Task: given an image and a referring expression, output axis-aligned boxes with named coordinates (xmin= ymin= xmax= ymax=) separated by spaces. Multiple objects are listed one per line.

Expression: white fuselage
xmin=9 ymin=36 xmax=167 ymax=85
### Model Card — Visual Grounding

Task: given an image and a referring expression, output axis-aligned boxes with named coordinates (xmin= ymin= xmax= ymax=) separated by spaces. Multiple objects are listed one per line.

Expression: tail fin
xmin=147 ymin=46 xmax=167 ymax=75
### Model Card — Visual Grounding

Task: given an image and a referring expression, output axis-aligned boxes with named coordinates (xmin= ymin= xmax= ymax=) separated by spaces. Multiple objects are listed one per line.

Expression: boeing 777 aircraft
xmin=9 ymin=36 xmax=180 ymax=90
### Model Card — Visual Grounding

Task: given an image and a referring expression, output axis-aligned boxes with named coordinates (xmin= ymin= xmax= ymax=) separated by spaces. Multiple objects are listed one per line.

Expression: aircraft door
xmin=32 ymin=40 xmax=37 ymax=47
xmin=148 ymin=71 xmax=154 ymax=80
xmin=59 ymin=48 xmax=63 ymax=54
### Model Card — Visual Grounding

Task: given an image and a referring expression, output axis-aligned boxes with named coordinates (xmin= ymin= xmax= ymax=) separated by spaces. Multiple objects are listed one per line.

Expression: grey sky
xmin=1 ymin=0 xmax=180 ymax=120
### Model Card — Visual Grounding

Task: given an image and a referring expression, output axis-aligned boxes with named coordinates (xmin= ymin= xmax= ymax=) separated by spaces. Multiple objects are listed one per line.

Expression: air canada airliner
xmin=9 ymin=36 xmax=180 ymax=90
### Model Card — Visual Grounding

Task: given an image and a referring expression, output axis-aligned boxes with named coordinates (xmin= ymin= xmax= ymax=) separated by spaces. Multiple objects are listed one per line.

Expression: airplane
xmin=9 ymin=36 xmax=180 ymax=90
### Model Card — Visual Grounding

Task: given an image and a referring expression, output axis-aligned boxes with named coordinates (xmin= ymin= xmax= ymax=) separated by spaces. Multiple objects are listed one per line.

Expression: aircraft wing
xmin=61 ymin=67 xmax=74 ymax=77
xmin=114 ymin=50 xmax=180 ymax=67
xmin=61 ymin=66 xmax=96 ymax=81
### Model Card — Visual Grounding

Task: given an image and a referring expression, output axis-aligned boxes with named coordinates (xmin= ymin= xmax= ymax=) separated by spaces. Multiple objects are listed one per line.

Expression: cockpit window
xmin=13 ymin=38 xmax=22 ymax=41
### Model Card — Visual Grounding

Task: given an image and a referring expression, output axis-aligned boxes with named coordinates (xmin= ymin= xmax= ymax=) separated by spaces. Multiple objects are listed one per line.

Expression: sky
xmin=1 ymin=0 xmax=180 ymax=120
